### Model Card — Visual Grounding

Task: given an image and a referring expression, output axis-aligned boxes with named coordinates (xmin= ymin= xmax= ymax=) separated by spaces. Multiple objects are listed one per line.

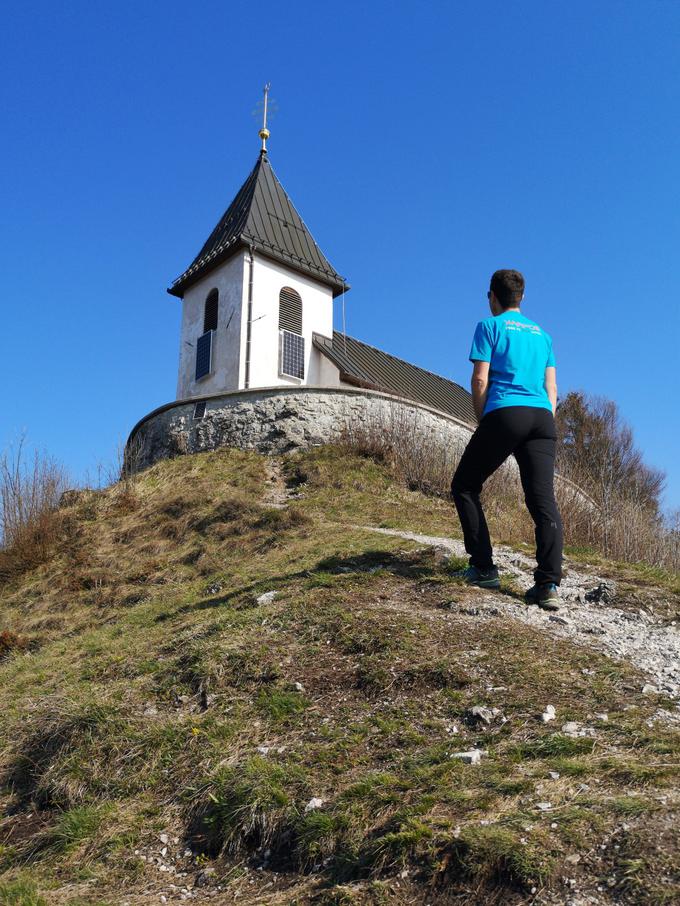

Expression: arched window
xmin=278 ymin=287 xmax=302 ymax=334
xmin=204 ymin=289 xmax=219 ymax=333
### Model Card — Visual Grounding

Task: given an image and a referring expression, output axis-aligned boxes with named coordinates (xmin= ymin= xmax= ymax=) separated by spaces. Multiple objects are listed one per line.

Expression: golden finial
xmin=259 ymin=83 xmax=271 ymax=152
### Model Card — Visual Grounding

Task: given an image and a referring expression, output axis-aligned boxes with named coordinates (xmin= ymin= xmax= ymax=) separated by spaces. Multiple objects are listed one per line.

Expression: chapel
xmin=125 ymin=93 xmax=476 ymax=471
xmin=166 ymin=97 xmax=474 ymax=427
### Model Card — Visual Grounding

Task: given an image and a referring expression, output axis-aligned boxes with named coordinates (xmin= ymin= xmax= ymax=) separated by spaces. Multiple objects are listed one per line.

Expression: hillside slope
xmin=0 ymin=447 xmax=678 ymax=906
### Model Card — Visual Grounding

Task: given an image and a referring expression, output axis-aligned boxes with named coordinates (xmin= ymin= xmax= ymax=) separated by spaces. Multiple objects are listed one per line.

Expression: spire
xmin=258 ymin=83 xmax=271 ymax=153
xmin=168 ymin=153 xmax=349 ymax=298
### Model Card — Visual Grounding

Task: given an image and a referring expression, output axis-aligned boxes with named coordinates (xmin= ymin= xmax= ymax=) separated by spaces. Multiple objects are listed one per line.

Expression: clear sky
xmin=2 ymin=1 xmax=679 ymax=509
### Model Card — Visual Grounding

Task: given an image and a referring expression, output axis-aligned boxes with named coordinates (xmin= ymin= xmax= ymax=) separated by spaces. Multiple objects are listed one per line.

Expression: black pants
xmin=450 ymin=406 xmax=563 ymax=585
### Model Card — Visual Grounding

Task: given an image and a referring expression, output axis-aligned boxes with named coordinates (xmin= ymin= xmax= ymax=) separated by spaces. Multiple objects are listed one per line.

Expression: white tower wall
xmin=176 ymin=254 xmax=246 ymax=400
xmin=176 ymin=251 xmax=335 ymax=400
xmin=241 ymin=253 xmax=334 ymax=389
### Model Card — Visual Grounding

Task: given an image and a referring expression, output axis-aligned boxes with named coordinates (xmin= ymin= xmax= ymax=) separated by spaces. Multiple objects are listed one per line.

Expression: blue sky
xmin=2 ymin=1 xmax=679 ymax=509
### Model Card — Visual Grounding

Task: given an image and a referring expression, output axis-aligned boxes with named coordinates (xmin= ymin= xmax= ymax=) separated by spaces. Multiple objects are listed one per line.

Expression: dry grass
xmin=0 ymin=446 xmax=678 ymax=905
xmin=0 ymin=436 xmax=71 ymax=583
xmin=338 ymin=405 xmax=680 ymax=575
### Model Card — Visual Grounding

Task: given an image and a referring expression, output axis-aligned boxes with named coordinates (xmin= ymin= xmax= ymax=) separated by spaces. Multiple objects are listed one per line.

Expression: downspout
xmin=244 ymin=246 xmax=255 ymax=389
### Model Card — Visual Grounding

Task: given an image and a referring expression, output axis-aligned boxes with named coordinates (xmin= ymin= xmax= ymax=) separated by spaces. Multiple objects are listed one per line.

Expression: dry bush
xmin=0 ymin=435 xmax=71 ymax=580
xmin=337 ymin=403 xmax=679 ymax=572
xmin=337 ymin=402 xmax=467 ymax=496
xmin=556 ymin=392 xmax=678 ymax=572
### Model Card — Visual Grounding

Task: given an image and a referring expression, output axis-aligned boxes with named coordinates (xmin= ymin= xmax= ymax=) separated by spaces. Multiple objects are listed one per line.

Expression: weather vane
xmin=258 ymin=83 xmax=272 ymax=153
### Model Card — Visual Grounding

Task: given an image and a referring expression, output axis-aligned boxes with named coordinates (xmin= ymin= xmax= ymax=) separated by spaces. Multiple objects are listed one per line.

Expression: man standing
xmin=450 ymin=269 xmax=563 ymax=610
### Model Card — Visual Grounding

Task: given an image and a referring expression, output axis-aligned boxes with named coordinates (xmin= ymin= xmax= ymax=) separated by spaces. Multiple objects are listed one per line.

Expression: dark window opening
xmin=193 ymin=400 xmax=207 ymax=419
xmin=204 ymin=289 xmax=219 ymax=333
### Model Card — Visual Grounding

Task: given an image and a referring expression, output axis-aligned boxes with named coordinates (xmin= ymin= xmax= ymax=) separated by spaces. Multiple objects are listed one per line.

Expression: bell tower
xmin=168 ymin=87 xmax=349 ymax=401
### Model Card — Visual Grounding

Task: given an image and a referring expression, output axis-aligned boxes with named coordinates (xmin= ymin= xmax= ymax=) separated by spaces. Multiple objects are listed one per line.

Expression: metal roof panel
xmin=313 ymin=332 xmax=475 ymax=426
xmin=169 ymin=152 xmax=348 ymax=297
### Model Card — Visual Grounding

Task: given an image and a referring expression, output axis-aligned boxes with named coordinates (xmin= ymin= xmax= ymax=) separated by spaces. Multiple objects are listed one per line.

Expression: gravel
xmin=359 ymin=526 xmax=680 ymax=705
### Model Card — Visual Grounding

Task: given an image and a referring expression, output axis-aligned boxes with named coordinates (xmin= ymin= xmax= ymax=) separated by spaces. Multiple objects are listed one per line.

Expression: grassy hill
xmin=0 ymin=447 xmax=678 ymax=905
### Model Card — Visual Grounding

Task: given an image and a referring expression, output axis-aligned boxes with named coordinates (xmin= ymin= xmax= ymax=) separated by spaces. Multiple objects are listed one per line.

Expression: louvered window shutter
xmin=278 ymin=287 xmax=302 ymax=334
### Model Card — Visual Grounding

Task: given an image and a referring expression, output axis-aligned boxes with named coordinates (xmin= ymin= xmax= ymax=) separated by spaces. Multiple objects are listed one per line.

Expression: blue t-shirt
xmin=469 ymin=310 xmax=555 ymax=416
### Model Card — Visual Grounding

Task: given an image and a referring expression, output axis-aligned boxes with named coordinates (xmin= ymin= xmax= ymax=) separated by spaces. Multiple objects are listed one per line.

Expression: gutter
xmin=244 ymin=247 xmax=255 ymax=389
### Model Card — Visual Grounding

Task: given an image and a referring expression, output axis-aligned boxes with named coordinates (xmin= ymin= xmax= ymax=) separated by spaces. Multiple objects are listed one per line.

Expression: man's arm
xmin=471 ymin=360 xmax=490 ymax=423
xmin=544 ymin=366 xmax=557 ymax=415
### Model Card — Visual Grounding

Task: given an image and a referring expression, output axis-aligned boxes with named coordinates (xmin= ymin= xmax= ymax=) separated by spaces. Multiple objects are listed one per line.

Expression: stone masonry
xmin=124 ymin=387 xmax=474 ymax=475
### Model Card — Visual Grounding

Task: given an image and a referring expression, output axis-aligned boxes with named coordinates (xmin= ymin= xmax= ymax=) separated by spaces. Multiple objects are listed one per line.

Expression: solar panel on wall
xmin=195 ymin=331 xmax=212 ymax=381
xmin=280 ymin=330 xmax=304 ymax=379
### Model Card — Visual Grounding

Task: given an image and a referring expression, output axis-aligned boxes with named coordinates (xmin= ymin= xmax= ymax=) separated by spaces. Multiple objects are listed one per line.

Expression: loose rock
xmin=194 ymin=868 xmax=216 ymax=888
xmin=256 ymin=590 xmax=278 ymax=605
xmin=585 ymin=581 xmax=616 ymax=604
xmin=542 ymin=705 xmax=556 ymax=723
xmin=464 ymin=706 xmax=498 ymax=726
xmin=450 ymin=749 xmax=487 ymax=764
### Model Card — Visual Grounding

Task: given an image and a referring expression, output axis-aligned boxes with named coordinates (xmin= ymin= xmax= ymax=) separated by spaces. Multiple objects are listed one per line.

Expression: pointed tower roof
xmin=168 ymin=152 xmax=349 ymax=298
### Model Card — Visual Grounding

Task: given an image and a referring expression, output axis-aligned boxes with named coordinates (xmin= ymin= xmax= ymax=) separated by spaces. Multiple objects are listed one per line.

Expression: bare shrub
xmin=338 ymin=401 xmax=467 ymax=496
xmin=83 ymin=435 xmax=145 ymax=490
xmin=0 ymin=435 xmax=71 ymax=580
xmin=556 ymin=392 xmax=678 ymax=571
xmin=338 ymin=400 xmax=677 ymax=573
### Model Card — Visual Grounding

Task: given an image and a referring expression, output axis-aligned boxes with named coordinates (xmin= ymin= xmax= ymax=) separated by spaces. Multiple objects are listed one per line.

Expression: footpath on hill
xmin=356 ymin=526 xmax=680 ymax=707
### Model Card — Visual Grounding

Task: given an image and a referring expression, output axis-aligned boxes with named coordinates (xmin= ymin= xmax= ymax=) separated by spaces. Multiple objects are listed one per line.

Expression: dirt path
xmin=262 ymin=458 xmax=293 ymax=509
xmin=356 ymin=525 xmax=680 ymax=705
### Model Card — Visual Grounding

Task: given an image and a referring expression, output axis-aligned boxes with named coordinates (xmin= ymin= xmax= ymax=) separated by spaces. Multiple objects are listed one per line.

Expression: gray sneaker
xmin=456 ymin=565 xmax=501 ymax=589
xmin=525 ymin=582 xmax=560 ymax=611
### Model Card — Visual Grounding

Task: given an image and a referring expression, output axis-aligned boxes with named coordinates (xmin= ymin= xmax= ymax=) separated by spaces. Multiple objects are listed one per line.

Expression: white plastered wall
xmin=175 ymin=254 xmax=246 ymax=400
xmin=317 ymin=352 xmax=344 ymax=387
xmin=239 ymin=253 xmax=334 ymax=389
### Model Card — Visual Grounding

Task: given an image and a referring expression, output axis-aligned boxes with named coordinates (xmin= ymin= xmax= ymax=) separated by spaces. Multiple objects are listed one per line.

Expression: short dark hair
xmin=490 ymin=269 xmax=525 ymax=309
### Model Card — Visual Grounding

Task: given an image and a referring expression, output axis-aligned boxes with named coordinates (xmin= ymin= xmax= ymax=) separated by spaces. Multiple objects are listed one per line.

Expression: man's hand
xmin=471 ymin=360 xmax=490 ymax=423
xmin=544 ymin=366 xmax=557 ymax=415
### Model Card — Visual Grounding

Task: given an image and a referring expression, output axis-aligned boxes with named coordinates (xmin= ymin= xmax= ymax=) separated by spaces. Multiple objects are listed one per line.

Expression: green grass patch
xmin=255 ymin=688 xmax=309 ymax=721
xmin=0 ymin=878 xmax=47 ymax=906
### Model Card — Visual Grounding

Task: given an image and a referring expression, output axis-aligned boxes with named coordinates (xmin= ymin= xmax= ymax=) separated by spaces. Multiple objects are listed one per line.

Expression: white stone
xmin=561 ymin=721 xmax=581 ymax=737
xmin=450 ymin=749 xmax=487 ymax=765
xmin=304 ymin=797 xmax=325 ymax=812
xmin=256 ymin=590 xmax=277 ymax=604
xmin=542 ymin=705 xmax=556 ymax=723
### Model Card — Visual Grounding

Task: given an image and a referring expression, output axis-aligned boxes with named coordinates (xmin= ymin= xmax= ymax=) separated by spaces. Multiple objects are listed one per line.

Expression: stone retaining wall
xmin=125 ymin=387 xmax=475 ymax=474
xmin=124 ymin=387 xmax=597 ymax=513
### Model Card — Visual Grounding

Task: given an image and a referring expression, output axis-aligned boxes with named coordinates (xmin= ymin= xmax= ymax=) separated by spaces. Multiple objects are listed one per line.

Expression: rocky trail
xmin=357 ymin=525 xmax=680 ymax=708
